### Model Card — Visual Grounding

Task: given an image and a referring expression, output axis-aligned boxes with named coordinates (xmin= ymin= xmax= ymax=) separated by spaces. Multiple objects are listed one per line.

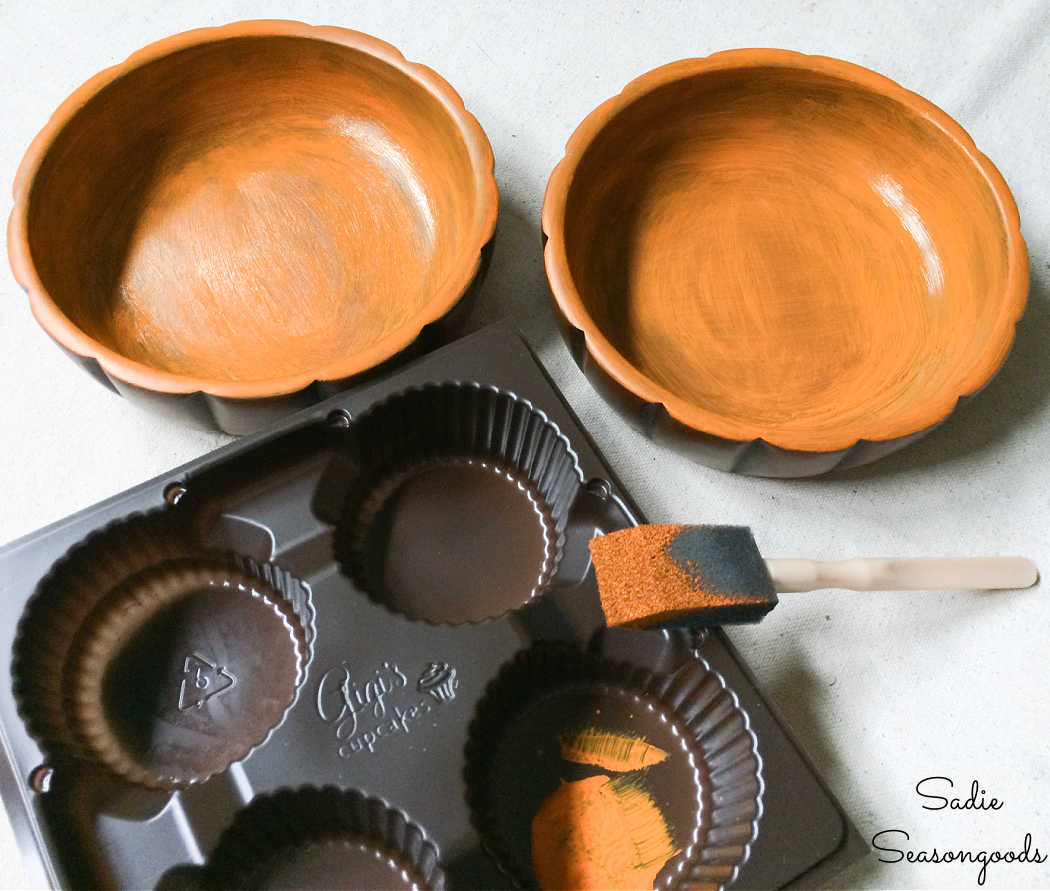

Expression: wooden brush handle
xmin=766 ymin=557 xmax=1039 ymax=593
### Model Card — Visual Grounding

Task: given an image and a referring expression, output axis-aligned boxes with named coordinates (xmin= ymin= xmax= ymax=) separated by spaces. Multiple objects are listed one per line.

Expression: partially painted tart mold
xmin=465 ymin=644 xmax=763 ymax=890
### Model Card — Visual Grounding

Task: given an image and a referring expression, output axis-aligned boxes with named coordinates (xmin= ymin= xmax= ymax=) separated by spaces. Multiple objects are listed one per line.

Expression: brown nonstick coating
xmin=335 ymin=383 xmax=581 ymax=625
xmin=67 ymin=561 xmax=308 ymax=788
xmin=202 ymin=786 xmax=446 ymax=890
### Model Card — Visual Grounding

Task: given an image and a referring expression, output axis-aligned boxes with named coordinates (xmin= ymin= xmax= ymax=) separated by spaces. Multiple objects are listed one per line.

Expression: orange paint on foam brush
xmin=590 ymin=525 xmax=1038 ymax=629
xmin=590 ymin=525 xmax=778 ymax=628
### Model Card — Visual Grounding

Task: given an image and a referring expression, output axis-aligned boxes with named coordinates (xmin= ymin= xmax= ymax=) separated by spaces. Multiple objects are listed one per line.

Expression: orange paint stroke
xmin=531 ymin=775 xmax=679 ymax=891
xmin=559 ymin=726 xmax=669 ymax=772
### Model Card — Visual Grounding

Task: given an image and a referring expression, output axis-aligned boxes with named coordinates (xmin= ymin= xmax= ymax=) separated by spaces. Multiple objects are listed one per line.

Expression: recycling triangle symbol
xmin=178 ymin=653 xmax=237 ymax=711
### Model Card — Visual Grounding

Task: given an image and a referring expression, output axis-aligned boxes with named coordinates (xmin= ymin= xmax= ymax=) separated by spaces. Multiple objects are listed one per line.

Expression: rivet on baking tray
xmin=326 ymin=409 xmax=352 ymax=428
xmin=688 ymin=627 xmax=711 ymax=650
xmin=163 ymin=482 xmax=187 ymax=505
xmin=585 ymin=478 xmax=612 ymax=500
xmin=28 ymin=765 xmax=53 ymax=793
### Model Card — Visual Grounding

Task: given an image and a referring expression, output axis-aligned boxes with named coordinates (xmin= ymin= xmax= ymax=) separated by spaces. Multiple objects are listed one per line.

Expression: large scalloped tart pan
xmin=8 ymin=21 xmax=498 ymax=434
xmin=543 ymin=49 xmax=1028 ymax=477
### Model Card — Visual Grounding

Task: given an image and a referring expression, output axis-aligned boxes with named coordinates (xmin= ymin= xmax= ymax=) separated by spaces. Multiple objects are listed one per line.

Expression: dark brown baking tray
xmin=0 ymin=321 xmax=867 ymax=888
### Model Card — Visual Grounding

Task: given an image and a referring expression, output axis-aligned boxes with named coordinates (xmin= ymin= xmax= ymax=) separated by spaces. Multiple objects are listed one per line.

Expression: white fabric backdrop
xmin=1 ymin=1 xmax=1048 ymax=887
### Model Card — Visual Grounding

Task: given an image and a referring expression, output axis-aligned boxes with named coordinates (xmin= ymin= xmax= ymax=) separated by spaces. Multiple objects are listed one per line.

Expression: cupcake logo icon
xmin=417 ymin=662 xmax=458 ymax=703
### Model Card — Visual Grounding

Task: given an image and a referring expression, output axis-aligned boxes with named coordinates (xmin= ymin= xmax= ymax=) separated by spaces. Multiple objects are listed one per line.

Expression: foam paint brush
xmin=589 ymin=525 xmax=1039 ymax=628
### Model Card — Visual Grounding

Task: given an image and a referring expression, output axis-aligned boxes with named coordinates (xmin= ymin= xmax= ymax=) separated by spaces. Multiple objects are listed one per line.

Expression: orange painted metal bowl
xmin=543 ymin=50 xmax=1028 ymax=477
xmin=9 ymin=21 xmax=498 ymax=434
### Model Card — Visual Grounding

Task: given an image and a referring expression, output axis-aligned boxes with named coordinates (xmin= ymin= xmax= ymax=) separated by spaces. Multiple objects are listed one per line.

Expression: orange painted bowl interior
xmin=544 ymin=51 xmax=1028 ymax=453
xmin=9 ymin=23 xmax=497 ymax=398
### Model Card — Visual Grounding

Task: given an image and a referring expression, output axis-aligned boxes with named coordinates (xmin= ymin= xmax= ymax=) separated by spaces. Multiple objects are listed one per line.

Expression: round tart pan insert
xmin=202 ymin=785 xmax=446 ymax=890
xmin=465 ymin=644 xmax=763 ymax=890
xmin=66 ymin=559 xmax=309 ymax=788
xmin=337 ymin=383 xmax=582 ymax=624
